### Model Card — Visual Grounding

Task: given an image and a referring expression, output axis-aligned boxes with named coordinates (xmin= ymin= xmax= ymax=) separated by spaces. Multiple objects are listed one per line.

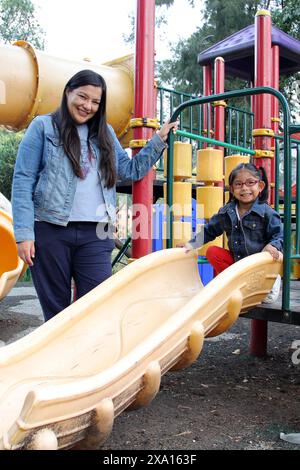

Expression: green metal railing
xmin=158 ymin=87 xmax=254 ymax=148
xmin=112 ymin=236 xmax=132 ymax=268
xmin=176 ymin=129 xmax=255 ymax=156
xmin=225 ymin=105 xmax=254 ymax=153
xmin=156 ymin=87 xmax=201 ymax=171
xmin=156 ymin=87 xmax=253 ymax=170
xmin=158 ymin=87 xmax=201 ymax=135
xmin=274 ymin=134 xmax=300 ymax=266
xmin=166 ymin=86 xmax=294 ymax=312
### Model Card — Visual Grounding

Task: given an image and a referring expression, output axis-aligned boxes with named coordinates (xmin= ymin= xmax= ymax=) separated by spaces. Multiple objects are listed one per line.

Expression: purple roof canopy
xmin=198 ymin=25 xmax=300 ymax=80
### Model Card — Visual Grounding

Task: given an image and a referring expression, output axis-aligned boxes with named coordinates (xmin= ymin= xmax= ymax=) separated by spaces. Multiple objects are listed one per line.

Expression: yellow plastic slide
xmin=0 ymin=249 xmax=282 ymax=450
xmin=0 ymin=209 xmax=24 ymax=300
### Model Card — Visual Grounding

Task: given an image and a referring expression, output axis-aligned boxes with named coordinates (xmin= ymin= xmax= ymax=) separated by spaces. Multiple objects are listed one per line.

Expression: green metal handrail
xmin=176 ymin=129 xmax=255 ymax=155
xmin=166 ymin=86 xmax=292 ymax=311
xmin=274 ymin=134 xmax=300 ymax=255
xmin=157 ymin=86 xmax=255 ymax=165
xmin=112 ymin=237 xmax=132 ymax=268
xmin=225 ymin=105 xmax=254 ymax=153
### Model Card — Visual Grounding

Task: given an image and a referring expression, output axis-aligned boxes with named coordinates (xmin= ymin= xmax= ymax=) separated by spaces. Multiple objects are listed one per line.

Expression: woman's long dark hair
xmin=228 ymin=163 xmax=269 ymax=203
xmin=52 ymin=69 xmax=116 ymax=188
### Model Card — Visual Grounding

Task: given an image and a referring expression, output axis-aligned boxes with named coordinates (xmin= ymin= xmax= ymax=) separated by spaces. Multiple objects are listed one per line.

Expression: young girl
xmin=185 ymin=163 xmax=283 ymax=303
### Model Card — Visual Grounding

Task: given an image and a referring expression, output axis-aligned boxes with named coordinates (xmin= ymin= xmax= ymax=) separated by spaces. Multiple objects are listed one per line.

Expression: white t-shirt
xmin=69 ymin=125 xmax=109 ymax=222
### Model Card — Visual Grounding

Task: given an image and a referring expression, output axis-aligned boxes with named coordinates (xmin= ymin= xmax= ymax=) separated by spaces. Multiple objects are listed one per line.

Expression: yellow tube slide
xmin=0 ymin=210 xmax=24 ymax=300
xmin=0 ymin=42 xmax=134 ymax=146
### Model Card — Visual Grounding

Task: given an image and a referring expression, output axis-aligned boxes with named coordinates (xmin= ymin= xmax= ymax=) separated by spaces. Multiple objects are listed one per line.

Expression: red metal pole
xmin=132 ymin=0 xmax=156 ymax=259
xmin=214 ymin=57 xmax=225 ymax=190
xmin=203 ymin=64 xmax=212 ymax=149
xmin=249 ymin=320 xmax=268 ymax=357
xmin=214 ymin=57 xmax=225 ymax=150
xmin=251 ymin=10 xmax=273 ymax=357
xmin=271 ymin=45 xmax=280 ymax=205
xmin=253 ymin=9 xmax=273 ymax=171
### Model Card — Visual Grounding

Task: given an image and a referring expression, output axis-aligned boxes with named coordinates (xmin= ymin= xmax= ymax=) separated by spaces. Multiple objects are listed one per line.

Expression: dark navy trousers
xmin=30 ymin=221 xmax=115 ymax=321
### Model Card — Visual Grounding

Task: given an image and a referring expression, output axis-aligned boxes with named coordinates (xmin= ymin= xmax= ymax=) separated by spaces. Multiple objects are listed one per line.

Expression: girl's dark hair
xmin=228 ymin=162 xmax=269 ymax=203
xmin=52 ymin=69 xmax=116 ymax=188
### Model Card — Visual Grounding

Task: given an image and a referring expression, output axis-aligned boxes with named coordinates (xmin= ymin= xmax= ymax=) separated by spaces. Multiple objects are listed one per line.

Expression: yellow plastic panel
xmin=163 ymin=182 xmax=192 ymax=218
xmin=196 ymin=186 xmax=223 ymax=220
xmin=291 ymin=231 xmax=300 ymax=279
xmin=0 ymin=219 xmax=18 ymax=276
xmin=163 ymin=221 xmax=193 ymax=248
xmin=196 ymin=148 xmax=223 ymax=182
xmin=291 ymin=262 xmax=300 ymax=280
xmin=225 ymin=155 xmax=250 ymax=186
xmin=0 ymin=209 xmax=24 ymax=299
xmin=163 ymin=142 xmax=192 ymax=180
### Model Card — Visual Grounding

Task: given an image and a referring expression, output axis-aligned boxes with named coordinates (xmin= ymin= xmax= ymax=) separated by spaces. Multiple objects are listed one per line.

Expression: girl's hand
xmin=176 ymin=242 xmax=194 ymax=253
xmin=262 ymin=244 xmax=283 ymax=261
xmin=17 ymin=240 xmax=35 ymax=267
xmin=157 ymin=120 xmax=178 ymax=142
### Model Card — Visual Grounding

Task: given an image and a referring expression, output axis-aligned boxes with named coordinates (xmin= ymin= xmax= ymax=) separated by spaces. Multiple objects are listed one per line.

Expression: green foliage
xmin=271 ymin=0 xmax=300 ymax=38
xmin=157 ymin=0 xmax=264 ymax=93
xmin=155 ymin=0 xmax=175 ymax=6
xmin=124 ymin=0 xmax=195 ymax=45
xmin=0 ymin=128 xmax=23 ymax=200
xmin=20 ymin=267 xmax=31 ymax=282
xmin=157 ymin=0 xmax=300 ymax=110
xmin=155 ymin=0 xmax=195 ymax=6
xmin=203 ymin=0 xmax=270 ymax=43
xmin=157 ymin=32 xmax=207 ymax=94
xmin=270 ymin=0 xmax=300 ymax=117
xmin=0 ymin=0 xmax=45 ymax=49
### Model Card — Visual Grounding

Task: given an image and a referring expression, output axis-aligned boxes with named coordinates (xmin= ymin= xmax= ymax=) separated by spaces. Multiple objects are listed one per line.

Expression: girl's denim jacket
xmin=12 ymin=115 xmax=166 ymax=242
xmin=189 ymin=199 xmax=283 ymax=262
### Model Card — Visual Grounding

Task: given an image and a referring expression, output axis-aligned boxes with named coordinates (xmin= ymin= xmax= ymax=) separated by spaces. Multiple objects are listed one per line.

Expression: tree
xmin=156 ymin=0 xmax=195 ymax=5
xmin=157 ymin=0 xmax=269 ymax=93
xmin=270 ymin=0 xmax=300 ymax=121
xmin=123 ymin=0 xmax=197 ymax=45
xmin=0 ymin=0 xmax=45 ymax=201
xmin=0 ymin=0 xmax=45 ymax=49
xmin=271 ymin=0 xmax=300 ymax=38
xmin=203 ymin=0 xmax=261 ymax=42
xmin=157 ymin=0 xmax=300 ymax=100
xmin=0 ymin=129 xmax=23 ymax=200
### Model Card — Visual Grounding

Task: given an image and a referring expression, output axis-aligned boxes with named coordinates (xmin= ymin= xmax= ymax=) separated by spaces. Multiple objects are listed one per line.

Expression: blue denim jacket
xmin=190 ymin=199 xmax=283 ymax=261
xmin=12 ymin=115 xmax=166 ymax=242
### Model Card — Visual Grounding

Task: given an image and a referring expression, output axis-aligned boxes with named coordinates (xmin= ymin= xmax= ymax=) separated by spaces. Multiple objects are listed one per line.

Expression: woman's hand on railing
xmin=157 ymin=120 xmax=179 ymax=142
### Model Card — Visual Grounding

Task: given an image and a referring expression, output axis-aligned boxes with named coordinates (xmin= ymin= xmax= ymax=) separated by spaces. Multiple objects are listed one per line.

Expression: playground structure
xmin=160 ymin=10 xmax=300 ymax=358
xmin=0 ymin=0 xmax=299 ymax=450
xmin=0 ymin=249 xmax=282 ymax=450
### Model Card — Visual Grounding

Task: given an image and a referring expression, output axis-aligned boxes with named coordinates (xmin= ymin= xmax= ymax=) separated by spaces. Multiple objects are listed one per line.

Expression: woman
xmin=12 ymin=69 xmax=176 ymax=321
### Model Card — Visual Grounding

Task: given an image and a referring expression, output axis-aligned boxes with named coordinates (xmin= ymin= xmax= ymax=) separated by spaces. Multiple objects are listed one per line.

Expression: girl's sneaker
xmin=262 ymin=274 xmax=281 ymax=304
